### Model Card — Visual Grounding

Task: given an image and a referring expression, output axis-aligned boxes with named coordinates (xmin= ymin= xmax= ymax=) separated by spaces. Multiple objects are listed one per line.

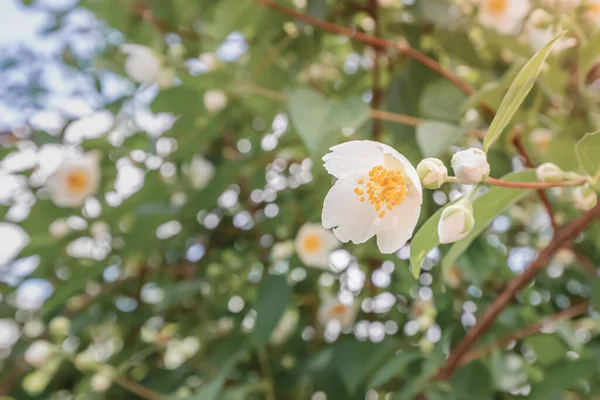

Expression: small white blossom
xmin=317 ymin=298 xmax=357 ymax=330
xmin=417 ymin=158 xmax=448 ymax=190
xmin=185 ymin=155 xmax=215 ymax=190
xmin=536 ymin=162 xmax=565 ymax=182
xmin=199 ymin=52 xmax=219 ymax=70
xmin=322 ymin=140 xmax=423 ymax=254
xmin=295 ymin=223 xmax=339 ymax=269
xmin=438 ymin=202 xmax=475 ymax=244
xmin=46 ymin=153 xmax=101 ymax=208
xmin=526 ymin=10 xmax=576 ymax=53
xmin=271 ymin=240 xmax=295 ymax=261
xmin=270 ymin=310 xmax=299 ymax=344
xmin=24 ymin=340 xmax=53 ymax=368
xmin=91 ymin=369 xmax=114 ymax=392
xmin=574 ymin=185 xmax=598 ymax=211
xmin=451 ymin=148 xmax=490 ymax=184
xmin=121 ymin=44 xmax=166 ymax=85
xmin=203 ymin=90 xmax=228 ymax=113
xmin=529 ymin=128 xmax=553 ymax=152
xmin=479 ymin=0 xmax=531 ymax=35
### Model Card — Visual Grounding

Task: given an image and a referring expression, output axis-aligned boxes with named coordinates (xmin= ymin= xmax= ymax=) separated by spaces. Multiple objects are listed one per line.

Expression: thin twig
xmin=114 ymin=377 xmax=166 ymax=400
xmin=512 ymin=130 xmax=559 ymax=232
xmin=459 ymin=301 xmax=590 ymax=366
xmin=485 ymin=177 xmax=586 ymax=189
xmin=573 ymin=250 xmax=597 ymax=277
xmin=255 ymin=0 xmax=495 ymax=118
xmin=258 ymin=349 xmax=276 ymax=400
xmin=132 ymin=2 xmax=205 ymax=41
xmin=437 ymin=201 xmax=600 ymax=380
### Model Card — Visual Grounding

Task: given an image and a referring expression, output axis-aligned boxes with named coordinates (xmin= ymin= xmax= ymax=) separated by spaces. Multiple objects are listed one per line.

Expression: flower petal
xmin=376 ymin=194 xmax=421 ymax=253
xmin=323 ymin=140 xmax=384 ymax=179
xmin=322 ymin=173 xmax=377 ymax=244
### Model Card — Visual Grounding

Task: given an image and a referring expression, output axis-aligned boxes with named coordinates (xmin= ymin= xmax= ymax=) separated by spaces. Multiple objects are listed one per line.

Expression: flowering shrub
xmin=2 ymin=0 xmax=600 ymax=399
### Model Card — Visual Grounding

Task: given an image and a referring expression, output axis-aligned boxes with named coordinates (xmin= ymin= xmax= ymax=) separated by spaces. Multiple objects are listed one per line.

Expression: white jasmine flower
xmin=203 ymin=90 xmax=228 ymax=113
xmin=586 ymin=0 xmax=600 ymax=23
xmin=295 ymin=223 xmax=340 ymax=268
xmin=479 ymin=0 xmax=531 ymax=35
xmin=526 ymin=10 xmax=576 ymax=53
xmin=185 ymin=155 xmax=215 ymax=190
xmin=451 ymin=148 xmax=490 ymax=184
xmin=122 ymin=44 xmax=163 ymax=85
xmin=417 ymin=158 xmax=448 ymax=190
xmin=317 ymin=298 xmax=357 ymax=330
xmin=270 ymin=310 xmax=299 ymax=344
xmin=438 ymin=202 xmax=475 ymax=244
xmin=24 ymin=340 xmax=53 ymax=368
xmin=574 ymin=185 xmax=598 ymax=210
xmin=536 ymin=162 xmax=565 ymax=182
xmin=529 ymin=128 xmax=553 ymax=152
xmin=322 ymin=140 xmax=423 ymax=254
xmin=46 ymin=153 xmax=100 ymax=208
xmin=49 ymin=218 xmax=71 ymax=238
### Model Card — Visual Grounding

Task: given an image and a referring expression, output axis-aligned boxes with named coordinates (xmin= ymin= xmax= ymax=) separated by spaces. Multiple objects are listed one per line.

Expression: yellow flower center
xmin=66 ymin=170 xmax=90 ymax=194
xmin=353 ymin=165 xmax=407 ymax=219
xmin=487 ymin=0 xmax=508 ymax=14
xmin=302 ymin=234 xmax=322 ymax=253
xmin=331 ymin=304 xmax=347 ymax=316
xmin=590 ymin=3 xmax=600 ymax=15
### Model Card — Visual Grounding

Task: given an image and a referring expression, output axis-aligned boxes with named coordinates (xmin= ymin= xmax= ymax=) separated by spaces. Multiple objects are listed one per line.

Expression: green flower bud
xmin=417 ymin=158 xmax=448 ymax=189
xmin=438 ymin=202 xmax=474 ymax=244
xmin=536 ymin=162 xmax=565 ymax=182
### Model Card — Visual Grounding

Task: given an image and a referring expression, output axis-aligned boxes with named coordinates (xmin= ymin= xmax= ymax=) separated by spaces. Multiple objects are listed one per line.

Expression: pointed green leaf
xmin=529 ymin=358 xmax=595 ymax=400
xmin=251 ymin=275 xmax=291 ymax=346
xmin=482 ymin=31 xmax=567 ymax=152
xmin=416 ymin=120 xmax=465 ymax=158
xmin=441 ymin=170 xmax=537 ymax=270
xmin=575 ymin=130 xmax=600 ymax=178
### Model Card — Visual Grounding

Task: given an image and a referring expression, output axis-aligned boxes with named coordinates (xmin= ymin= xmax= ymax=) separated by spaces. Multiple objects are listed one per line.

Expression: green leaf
xmin=529 ymin=358 xmax=596 ymax=400
xmin=419 ymin=80 xmax=467 ymax=123
xmin=441 ymin=169 xmax=537 ymax=271
xmin=416 ymin=120 xmax=465 ymax=158
xmin=482 ymin=31 xmax=567 ymax=152
xmin=526 ymin=334 xmax=567 ymax=366
xmin=450 ymin=360 xmax=493 ymax=399
xmin=575 ymin=130 xmax=600 ymax=178
xmin=579 ymin=30 xmax=600 ymax=87
xmin=251 ymin=275 xmax=291 ymax=347
xmin=367 ymin=350 xmax=421 ymax=388
xmin=288 ymin=88 xmax=369 ymax=159
xmin=592 ymin=278 xmax=600 ymax=312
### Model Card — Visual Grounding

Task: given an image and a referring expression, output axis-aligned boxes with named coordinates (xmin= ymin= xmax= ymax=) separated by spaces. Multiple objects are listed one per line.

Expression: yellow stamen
xmin=66 ymin=170 xmax=90 ymax=194
xmin=354 ymin=165 xmax=408 ymax=218
xmin=331 ymin=304 xmax=347 ymax=316
xmin=302 ymin=234 xmax=321 ymax=253
xmin=487 ymin=0 xmax=507 ymax=14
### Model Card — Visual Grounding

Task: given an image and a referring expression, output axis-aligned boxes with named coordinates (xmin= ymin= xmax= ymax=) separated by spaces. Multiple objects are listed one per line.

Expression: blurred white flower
xmin=185 ymin=155 xmax=215 ymax=190
xmin=536 ymin=162 xmax=565 ymax=182
xmin=317 ymin=298 xmax=357 ymax=329
xmin=574 ymin=185 xmax=598 ymax=210
xmin=271 ymin=240 xmax=295 ymax=261
xmin=585 ymin=0 xmax=600 ymax=23
xmin=23 ymin=320 xmax=45 ymax=339
xmin=74 ymin=350 xmax=98 ymax=372
xmin=451 ymin=148 xmax=490 ymax=184
xmin=438 ymin=202 xmax=475 ymax=244
xmin=295 ymin=223 xmax=339 ymax=268
xmin=529 ymin=128 xmax=553 ymax=152
xmin=49 ymin=316 xmax=71 ymax=337
xmin=322 ymin=140 xmax=423 ymax=254
xmin=0 ymin=319 xmax=20 ymax=350
xmin=91 ymin=369 xmax=114 ymax=392
xmin=203 ymin=90 xmax=228 ymax=113
xmin=542 ymin=0 xmax=581 ymax=10
xmin=270 ymin=310 xmax=299 ymax=344
xmin=479 ymin=0 xmax=531 ymax=35
xmin=122 ymin=44 xmax=164 ymax=85
xmin=24 ymin=340 xmax=53 ymax=368
xmin=49 ymin=218 xmax=71 ymax=238
xmin=46 ymin=153 xmax=101 ymax=208
xmin=199 ymin=52 xmax=219 ymax=70
xmin=526 ymin=10 xmax=576 ymax=53
xmin=417 ymin=158 xmax=448 ymax=190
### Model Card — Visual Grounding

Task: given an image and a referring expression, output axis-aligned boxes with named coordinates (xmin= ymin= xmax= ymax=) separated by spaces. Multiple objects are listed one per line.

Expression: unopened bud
xmin=203 ymin=90 xmax=227 ymax=113
xmin=574 ymin=185 xmax=598 ymax=211
xmin=451 ymin=148 xmax=490 ymax=184
xmin=536 ymin=162 xmax=565 ymax=182
xmin=49 ymin=316 xmax=71 ymax=338
xmin=417 ymin=158 xmax=448 ymax=189
xmin=24 ymin=340 xmax=53 ymax=368
xmin=438 ymin=202 xmax=475 ymax=244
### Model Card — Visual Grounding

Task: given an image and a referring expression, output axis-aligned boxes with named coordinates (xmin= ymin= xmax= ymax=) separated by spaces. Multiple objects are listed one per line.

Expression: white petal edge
xmin=322 ymin=140 xmax=384 ymax=179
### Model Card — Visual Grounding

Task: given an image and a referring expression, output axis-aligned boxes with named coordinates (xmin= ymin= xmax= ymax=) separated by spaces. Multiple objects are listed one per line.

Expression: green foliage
xmin=576 ymin=130 xmax=600 ymax=178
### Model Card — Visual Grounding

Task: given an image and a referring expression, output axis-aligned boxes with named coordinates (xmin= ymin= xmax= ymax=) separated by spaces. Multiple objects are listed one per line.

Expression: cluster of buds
xmin=536 ymin=163 xmax=598 ymax=211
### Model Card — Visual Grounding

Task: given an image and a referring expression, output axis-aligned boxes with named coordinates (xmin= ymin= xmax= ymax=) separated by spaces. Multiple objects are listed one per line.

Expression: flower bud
xmin=91 ymin=371 xmax=113 ymax=393
xmin=74 ymin=351 xmax=98 ymax=372
xmin=203 ymin=90 xmax=227 ymax=113
xmin=574 ymin=185 xmax=598 ymax=211
xmin=24 ymin=340 xmax=53 ymax=368
xmin=417 ymin=158 xmax=448 ymax=189
xmin=451 ymin=148 xmax=490 ymax=184
xmin=438 ymin=203 xmax=475 ymax=244
xmin=536 ymin=162 xmax=565 ymax=182
xmin=49 ymin=316 xmax=71 ymax=338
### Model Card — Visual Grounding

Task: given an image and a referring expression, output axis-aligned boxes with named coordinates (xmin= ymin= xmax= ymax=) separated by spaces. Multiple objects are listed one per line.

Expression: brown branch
xmin=255 ymin=0 xmax=495 ymax=118
xmin=511 ymin=130 xmax=558 ymax=232
xmin=132 ymin=2 xmax=206 ymax=41
xmin=437 ymin=201 xmax=600 ymax=380
xmin=573 ymin=250 xmax=596 ymax=277
xmin=114 ymin=377 xmax=166 ymax=400
xmin=485 ymin=177 xmax=586 ymax=189
xmin=459 ymin=301 xmax=590 ymax=366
